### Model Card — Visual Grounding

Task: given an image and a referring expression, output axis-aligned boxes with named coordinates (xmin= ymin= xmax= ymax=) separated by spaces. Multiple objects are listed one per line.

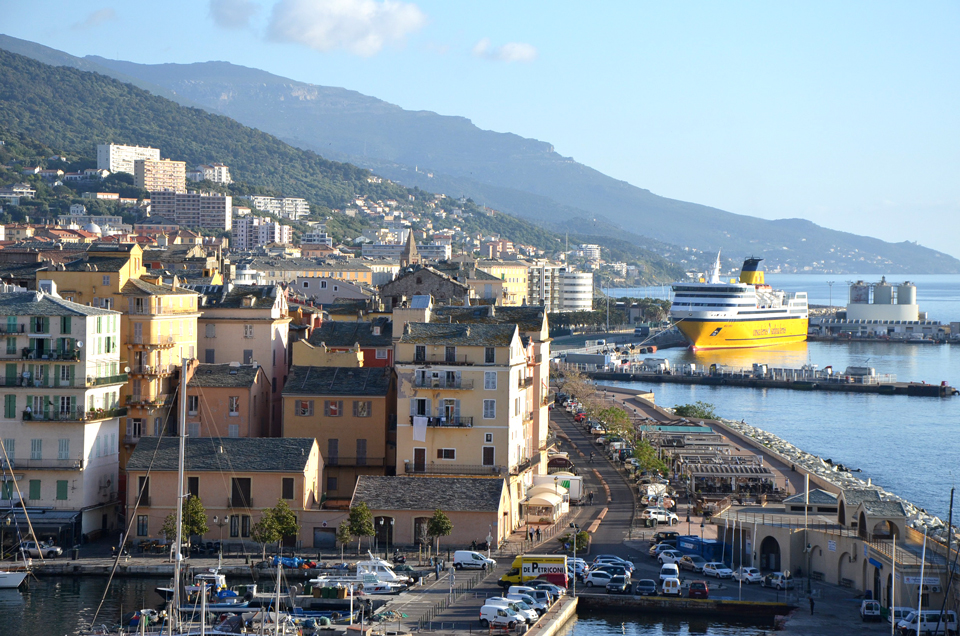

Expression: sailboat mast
xmin=172 ymin=357 xmax=190 ymax=634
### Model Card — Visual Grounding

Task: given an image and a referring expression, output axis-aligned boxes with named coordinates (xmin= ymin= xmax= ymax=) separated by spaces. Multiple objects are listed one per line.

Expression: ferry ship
xmin=669 ymin=255 xmax=808 ymax=350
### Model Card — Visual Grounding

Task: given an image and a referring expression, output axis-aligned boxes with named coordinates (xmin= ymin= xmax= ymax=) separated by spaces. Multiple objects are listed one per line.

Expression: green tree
xmin=336 ymin=521 xmax=352 ymax=563
xmin=597 ymin=406 xmax=631 ymax=439
xmin=348 ymin=502 xmax=375 ymax=555
xmin=633 ymin=440 xmax=668 ymax=476
xmin=556 ymin=529 xmax=589 ymax=552
xmin=251 ymin=515 xmax=280 ymax=561
xmin=159 ymin=495 xmax=209 ymax=551
xmin=426 ymin=508 xmax=453 ymax=554
xmin=673 ymin=401 xmax=718 ymax=420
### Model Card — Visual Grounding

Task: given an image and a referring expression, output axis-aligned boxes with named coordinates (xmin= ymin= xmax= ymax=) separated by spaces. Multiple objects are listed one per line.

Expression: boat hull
xmin=0 ymin=571 xmax=26 ymax=589
xmin=676 ymin=316 xmax=808 ymax=350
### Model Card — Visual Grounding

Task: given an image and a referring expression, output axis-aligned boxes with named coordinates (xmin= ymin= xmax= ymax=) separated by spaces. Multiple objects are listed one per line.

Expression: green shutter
xmin=62 ymin=316 xmax=71 ymax=335
xmin=28 ymin=480 xmax=40 ymax=500
xmin=56 ymin=480 xmax=68 ymax=500
xmin=41 ymin=317 xmax=49 ymax=334
xmin=45 ymin=365 xmax=53 ymax=387
xmin=4 ymin=395 xmax=14 ymax=419
xmin=5 ymin=364 xmax=15 ymax=385
xmin=69 ymin=365 xmax=75 ymax=387
xmin=5 ymin=337 xmax=14 ymax=355
xmin=1 ymin=482 xmax=11 ymax=500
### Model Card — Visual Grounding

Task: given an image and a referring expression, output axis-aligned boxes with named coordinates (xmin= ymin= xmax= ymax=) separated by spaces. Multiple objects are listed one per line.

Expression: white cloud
xmin=71 ymin=8 xmax=117 ymax=31
xmin=267 ymin=0 xmax=426 ymax=57
xmin=472 ymin=37 xmax=537 ymax=63
xmin=209 ymin=0 xmax=260 ymax=30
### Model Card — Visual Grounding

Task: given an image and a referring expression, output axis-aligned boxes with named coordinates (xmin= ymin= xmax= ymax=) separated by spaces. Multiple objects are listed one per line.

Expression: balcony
xmin=128 ymin=335 xmax=177 ymax=348
xmin=88 ymin=373 xmax=129 ymax=387
xmin=408 ymin=415 xmax=474 ymax=428
xmin=228 ymin=497 xmax=253 ymax=508
xmin=13 ymin=348 xmax=81 ymax=361
xmin=0 ymin=324 xmax=25 ymax=335
xmin=518 ymin=377 xmax=534 ymax=388
xmin=126 ymin=394 xmax=173 ymax=408
xmin=404 ymin=463 xmax=505 ymax=476
xmin=128 ymin=305 xmax=197 ymax=316
xmin=523 ymin=411 xmax=534 ymax=422
xmin=510 ymin=454 xmax=541 ymax=475
xmin=527 ymin=353 xmax=543 ymax=366
xmin=0 ymin=458 xmax=84 ymax=470
xmin=326 ymin=457 xmax=386 ymax=467
xmin=413 ymin=378 xmax=475 ymax=390
xmin=23 ymin=406 xmax=126 ymax=422
xmin=129 ymin=364 xmax=174 ymax=378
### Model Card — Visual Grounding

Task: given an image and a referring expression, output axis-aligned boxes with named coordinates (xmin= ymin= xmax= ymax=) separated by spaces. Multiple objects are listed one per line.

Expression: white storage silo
xmin=898 ymin=282 xmax=917 ymax=306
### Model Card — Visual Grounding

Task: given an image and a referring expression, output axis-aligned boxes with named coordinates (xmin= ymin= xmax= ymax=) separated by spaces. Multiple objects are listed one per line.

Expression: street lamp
xmin=569 ymin=522 xmax=580 ymax=598
xmin=700 ymin=521 xmax=705 ymax=556
xmin=212 ymin=516 xmax=227 ymax=555
xmin=387 ymin=519 xmax=395 ymax=560
xmin=377 ymin=519 xmax=383 ymax=556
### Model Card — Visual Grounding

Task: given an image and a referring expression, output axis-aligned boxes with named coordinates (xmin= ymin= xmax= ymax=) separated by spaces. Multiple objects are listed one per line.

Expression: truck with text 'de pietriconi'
xmin=498 ymin=554 xmax=569 ymax=588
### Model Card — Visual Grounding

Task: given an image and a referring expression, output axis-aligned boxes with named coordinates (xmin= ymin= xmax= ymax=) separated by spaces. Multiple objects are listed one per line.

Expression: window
xmin=58 ymin=439 xmax=69 ymax=460
xmin=445 ymin=346 xmax=456 ymax=362
xmin=296 ymin=400 xmax=313 ymax=416
xmin=154 ymin=417 xmax=163 ymax=436
xmin=356 ymin=439 xmax=367 ymax=465
xmin=205 ymin=349 xmax=215 ymax=363
xmin=137 ymin=476 xmax=150 ymax=502
xmin=4 ymin=395 xmax=15 ymax=419
xmin=243 ymin=349 xmax=253 ymax=364
xmin=485 ymin=347 xmax=495 ymax=364
xmin=282 ymin=477 xmax=294 ymax=500
xmin=5 ymin=338 xmax=14 ymax=355
xmin=375 ymin=348 xmax=388 ymax=359
xmin=482 ymin=447 xmax=495 ymax=466
xmin=244 ymin=325 xmax=254 ymax=338
xmin=483 ymin=399 xmax=496 ymax=419
xmin=326 ymin=476 xmax=338 ymax=492
xmin=188 ymin=422 xmax=200 ymax=438
xmin=228 ymin=424 xmax=239 ymax=438
xmin=437 ymin=448 xmax=456 ymax=460
xmin=414 ymin=345 xmax=426 ymax=362
xmin=137 ymin=515 xmax=149 ymax=536
xmin=412 ymin=398 xmax=430 ymax=417
xmin=484 ymin=371 xmax=497 ymax=390
xmin=60 ymin=316 xmax=72 ymax=334
xmin=30 ymin=439 xmax=41 ymax=460
xmin=485 ymin=433 xmax=493 ymax=443
xmin=229 ymin=396 xmax=239 ymax=415
xmin=230 ymin=515 xmax=239 ymax=538
xmin=56 ymin=480 xmax=68 ymax=500
xmin=353 ymin=401 xmax=372 ymax=417
xmin=324 ymin=400 xmax=343 ymax=417
xmin=188 ymin=395 xmax=198 ymax=414
xmin=1 ymin=482 xmax=11 ymax=500
xmin=205 ymin=324 xmax=216 ymax=338
xmin=102 ymin=275 xmax=110 ymax=286
xmin=241 ymin=515 xmax=251 ymax=537
xmin=320 ymin=280 xmax=327 ymax=289
xmin=186 ymin=476 xmax=199 ymax=499
xmin=28 ymin=479 xmax=40 ymax=500
xmin=272 ymin=378 xmax=277 ymax=393
xmin=327 ymin=439 xmax=339 ymax=463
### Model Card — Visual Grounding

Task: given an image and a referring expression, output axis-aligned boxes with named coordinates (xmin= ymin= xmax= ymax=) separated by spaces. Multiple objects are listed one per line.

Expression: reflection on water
xmin=670 ymin=340 xmax=813 ymax=370
xmin=568 ymin=609 xmax=772 ymax=636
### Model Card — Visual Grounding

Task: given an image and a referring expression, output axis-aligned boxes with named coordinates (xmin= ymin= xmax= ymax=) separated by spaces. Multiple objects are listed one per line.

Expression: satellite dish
xmin=76 ymin=341 xmax=84 ymax=348
xmin=21 ymin=371 xmax=30 ymax=378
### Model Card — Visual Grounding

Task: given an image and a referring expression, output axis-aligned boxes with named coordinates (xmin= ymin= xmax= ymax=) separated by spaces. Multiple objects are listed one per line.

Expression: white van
xmin=888 ymin=607 xmax=912 ymax=625
xmin=896 ymin=610 xmax=958 ymax=635
xmin=659 ymin=563 xmax=680 ymax=582
xmin=661 ymin=577 xmax=681 ymax=596
xmin=479 ymin=604 xmax=519 ymax=629
xmin=506 ymin=593 xmax=547 ymax=615
xmin=454 ymin=550 xmax=496 ymax=570
xmin=508 ymin=585 xmax=552 ymax=606
xmin=485 ymin=597 xmax=537 ymax=625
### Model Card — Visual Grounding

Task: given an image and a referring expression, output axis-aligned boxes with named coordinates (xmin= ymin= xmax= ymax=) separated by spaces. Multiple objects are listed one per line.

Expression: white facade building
xmin=187 ymin=163 xmax=232 ymax=185
xmin=301 ymin=231 xmax=333 ymax=247
xmin=96 ymin=144 xmax=160 ymax=175
xmin=240 ymin=195 xmax=310 ymax=221
xmin=528 ymin=261 xmax=562 ymax=312
xmin=558 ymin=269 xmax=593 ymax=311
xmin=361 ymin=242 xmax=451 ymax=261
xmin=233 ymin=215 xmax=292 ymax=250
xmin=579 ymin=244 xmax=602 ymax=260
xmin=150 ymin=191 xmax=232 ymax=231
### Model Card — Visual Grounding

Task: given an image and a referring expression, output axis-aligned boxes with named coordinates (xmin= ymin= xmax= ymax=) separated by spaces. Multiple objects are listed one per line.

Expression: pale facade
xmin=150 ymin=191 xmax=233 ymax=231
xmin=559 ymin=268 xmax=593 ymax=311
xmin=476 ymin=260 xmax=529 ymax=306
xmin=185 ymin=362 xmax=271 ymax=439
xmin=134 ymin=159 xmax=186 ymax=193
xmin=97 ymin=144 xmax=160 ymax=175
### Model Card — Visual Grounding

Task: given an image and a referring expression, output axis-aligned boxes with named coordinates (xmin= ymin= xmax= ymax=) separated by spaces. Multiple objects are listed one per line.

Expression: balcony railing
xmin=24 ymin=406 xmax=127 ymax=422
xmin=519 ymin=377 xmax=534 ymax=388
xmin=126 ymin=394 xmax=173 ymax=407
xmin=128 ymin=305 xmax=196 ymax=316
xmin=523 ymin=411 xmax=534 ymax=421
xmin=0 ymin=458 xmax=84 ymax=470
xmin=88 ymin=373 xmax=129 ymax=387
xmin=408 ymin=415 xmax=474 ymax=428
xmin=12 ymin=348 xmax=81 ymax=361
xmin=413 ymin=378 xmax=475 ymax=390
xmin=0 ymin=324 xmax=25 ymax=335
xmin=404 ymin=463 xmax=505 ymax=476
xmin=228 ymin=497 xmax=253 ymax=508
xmin=129 ymin=335 xmax=177 ymax=347
xmin=129 ymin=364 xmax=174 ymax=377
xmin=511 ymin=454 xmax=541 ymax=475
xmin=326 ymin=457 xmax=386 ymax=467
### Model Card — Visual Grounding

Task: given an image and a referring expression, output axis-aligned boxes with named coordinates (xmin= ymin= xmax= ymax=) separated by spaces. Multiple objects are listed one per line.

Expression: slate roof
xmin=126 ymin=436 xmax=316 ymax=472
xmin=840 ymin=488 xmax=882 ymax=507
xmin=860 ymin=500 xmax=908 ymax=518
xmin=399 ymin=322 xmax=517 ymax=346
xmin=188 ymin=364 xmax=261 ymax=388
xmin=185 ymin=284 xmax=280 ymax=309
xmin=0 ymin=291 xmax=119 ymax=316
xmin=433 ymin=262 xmax=501 ymax=282
xmin=432 ymin=305 xmax=547 ymax=333
xmin=307 ymin=320 xmax=393 ymax=348
xmin=352 ymin=476 xmax=505 ymax=512
xmin=283 ymin=366 xmax=392 ymax=397
xmin=120 ymin=278 xmax=199 ymax=297
xmin=783 ymin=489 xmax=839 ymax=505
xmin=58 ymin=256 xmax=131 ymax=273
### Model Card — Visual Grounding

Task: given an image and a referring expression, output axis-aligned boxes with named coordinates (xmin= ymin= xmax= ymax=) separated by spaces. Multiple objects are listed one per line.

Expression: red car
xmin=574 ymin=413 xmax=587 ymax=423
xmin=688 ymin=580 xmax=709 ymax=599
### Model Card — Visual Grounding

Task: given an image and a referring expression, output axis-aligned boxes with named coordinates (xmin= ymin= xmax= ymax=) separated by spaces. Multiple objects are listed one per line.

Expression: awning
xmin=684 ymin=464 xmax=774 ymax=478
xmin=526 ymin=493 xmax=563 ymax=507
xmin=6 ymin=508 xmax=80 ymax=530
xmin=527 ymin=485 xmax=567 ymax=497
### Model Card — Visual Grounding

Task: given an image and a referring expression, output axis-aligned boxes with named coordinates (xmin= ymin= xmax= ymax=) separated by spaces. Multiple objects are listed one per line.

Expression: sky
xmin=3 ymin=0 xmax=959 ymax=256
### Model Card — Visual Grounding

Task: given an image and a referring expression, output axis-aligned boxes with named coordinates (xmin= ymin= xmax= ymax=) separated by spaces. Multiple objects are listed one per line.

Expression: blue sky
xmin=4 ymin=1 xmax=959 ymax=256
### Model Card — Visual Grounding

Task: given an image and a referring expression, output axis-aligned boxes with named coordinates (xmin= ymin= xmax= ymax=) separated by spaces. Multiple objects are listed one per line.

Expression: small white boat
xmin=0 ymin=571 xmax=27 ymax=589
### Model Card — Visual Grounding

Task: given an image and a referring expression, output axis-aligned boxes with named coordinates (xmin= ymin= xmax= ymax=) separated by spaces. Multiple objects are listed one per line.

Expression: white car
xmin=761 ymin=572 xmax=795 ymax=590
xmin=733 ymin=566 xmax=763 ymax=583
xmin=657 ymin=550 xmax=684 ymax=565
xmin=584 ymin=570 xmax=613 ymax=587
xmin=659 ymin=563 xmax=680 ymax=583
xmin=593 ymin=555 xmax=635 ymax=570
xmin=641 ymin=508 xmax=679 ymax=525
xmin=702 ymin=562 xmax=733 ymax=579
xmin=20 ymin=541 xmax=62 ymax=558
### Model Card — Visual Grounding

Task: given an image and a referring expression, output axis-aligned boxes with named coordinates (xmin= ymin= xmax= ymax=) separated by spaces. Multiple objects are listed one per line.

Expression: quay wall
xmin=576 ymin=594 xmax=791 ymax=618
xmin=525 ymin=596 xmax=578 ymax=636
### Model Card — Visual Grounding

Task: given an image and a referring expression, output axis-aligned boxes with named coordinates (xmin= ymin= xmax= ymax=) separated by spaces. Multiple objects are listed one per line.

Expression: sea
xmin=6 ymin=274 xmax=959 ymax=636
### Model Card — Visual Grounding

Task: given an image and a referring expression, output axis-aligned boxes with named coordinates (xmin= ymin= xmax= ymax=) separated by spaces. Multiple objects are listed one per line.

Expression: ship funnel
xmin=739 ymin=257 xmax=765 ymax=285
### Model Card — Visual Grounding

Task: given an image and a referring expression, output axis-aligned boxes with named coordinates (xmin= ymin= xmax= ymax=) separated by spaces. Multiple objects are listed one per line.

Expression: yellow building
xmin=134 ymin=159 xmax=186 ymax=193
xmin=249 ymin=258 xmax=373 ymax=286
xmin=476 ymin=260 xmax=529 ymax=306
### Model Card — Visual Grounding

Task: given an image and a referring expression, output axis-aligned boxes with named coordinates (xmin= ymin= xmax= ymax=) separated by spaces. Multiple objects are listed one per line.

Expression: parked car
xmin=679 ymin=555 xmax=707 ymax=572
xmin=661 ymin=577 xmax=682 ymax=597
xmin=634 ymin=579 xmax=658 ymax=596
xmin=648 ymin=543 xmax=676 ymax=558
xmin=593 ymin=555 xmax=635 ymax=569
xmin=702 ymin=562 xmax=733 ymax=579
xmin=19 ymin=541 xmax=62 ymax=558
xmin=606 ymin=575 xmax=630 ymax=594
xmin=896 ymin=610 xmax=958 ymax=635
xmin=595 ymin=564 xmax=631 ymax=579
xmin=453 ymin=550 xmax=496 ymax=570
xmin=761 ymin=572 xmax=795 ymax=590
xmin=506 ymin=593 xmax=546 ymax=616
xmin=532 ymin=582 xmax=566 ymax=599
xmin=687 ymin=580 xmax=709 ymax=599
xmin=479 ymin=605 xmax=519 ymax=629
xmin=861 ymin=600 xmax=882 ymax=622
xmin=485 ymin=598 xmax=537 ymax=625
xmin=652 ymin=531 xmax=681 ymax=544
xmin=659 ymin=563 xmax=680 ymax=583
xmin=733 ymin=566 xmax=763 ymax=583
xmin=584 ymin=570 xmax=614 ymax=588
xmin=888 ymin=607 xmax=913 ymax=625
xmin=657 ymin=550 xmax=684 ymax=565
xmin=640 ymin=508 xmax=679 ymax=525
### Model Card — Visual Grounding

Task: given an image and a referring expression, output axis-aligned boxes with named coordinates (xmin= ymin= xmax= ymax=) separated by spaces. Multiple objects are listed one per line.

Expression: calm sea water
xmin=563 ymin=609 xmax=772 ymax=636
xmin=606 ymin=274 xmax=960 ymax=522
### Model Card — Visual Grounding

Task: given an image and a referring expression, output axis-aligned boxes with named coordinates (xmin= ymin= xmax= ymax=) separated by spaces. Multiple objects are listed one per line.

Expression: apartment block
xmin=187 ymin=163 xmax=232 ymax=185
xmin=150 ymin=191 xmax=233 ymax=231
xmin=97 ymin=144 xmax=160 ymax=175
xmin=134 ymin=159 xmax=186 ymax=193
xmin=184 ymin=363 xmax=270 ymax=439
xmin=0 ymin=291 xmax=127 ymax=544
xmin=559 ymin=268 xmax=593 ymax=311
xmin=240 ymin=195 xmax=310 ymax=221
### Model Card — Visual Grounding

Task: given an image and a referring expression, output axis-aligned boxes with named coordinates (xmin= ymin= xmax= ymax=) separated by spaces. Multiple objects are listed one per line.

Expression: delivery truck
xmin=498 ymin=554 xmax=569 ymax=588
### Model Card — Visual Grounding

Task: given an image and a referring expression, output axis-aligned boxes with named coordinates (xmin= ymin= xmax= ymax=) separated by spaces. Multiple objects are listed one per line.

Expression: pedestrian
xmin=809 ymin=596 xmax=814 ymax=615
xmin=535 ymin=527 xmax=541 ymax=541
xmin=528 ymin=527 xmax=534 ymax=542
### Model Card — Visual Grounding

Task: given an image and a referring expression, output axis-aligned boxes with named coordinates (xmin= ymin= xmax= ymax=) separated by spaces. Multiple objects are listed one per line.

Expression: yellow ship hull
xmin=676 ymin=317 xmax=808 ymax=350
